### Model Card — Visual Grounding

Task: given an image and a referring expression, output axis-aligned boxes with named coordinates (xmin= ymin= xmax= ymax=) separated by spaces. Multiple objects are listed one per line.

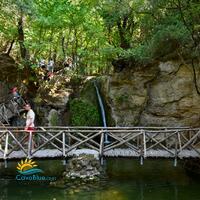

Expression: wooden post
xmin=28 ymin=131 xmax=32 ymax=158
xmin=143 ymin=131 xmax=146 ymax=158
xmin=62 ymin=132 xmax=66 ymax=157
xmin=140 ymin=130 xmax=143 ymax=165
xmin=67 ymin=128 xmax=71 ymax=146
xmin=189 ymin=130 xmax=192 ymax=140
xmin=136 ymin=130 xmax=140 ymax=150
xmin=177 ymin=132 xmax=182 ymax=152
xmin=62 ymin=131 xmax=66 ymax=165
xmin=174 ymin=132 xmax=178 ymax=167
xmin=4 ymin=132 xmax=9 ymax=159
xmin=99 ymin=130 xmax=104 ymax=159
xmin=4 ymin=132 xmax=9 ymax=168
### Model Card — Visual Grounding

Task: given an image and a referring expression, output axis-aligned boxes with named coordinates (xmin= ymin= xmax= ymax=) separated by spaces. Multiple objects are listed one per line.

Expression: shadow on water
xmin=0 ymin=158 xmax=200 ymax=200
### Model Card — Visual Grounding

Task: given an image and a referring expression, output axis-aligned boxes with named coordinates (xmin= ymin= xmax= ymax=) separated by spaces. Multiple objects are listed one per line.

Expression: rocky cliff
xmin=0 ymin=54 xmax=18 ymax=103
xmin=100 ymin=61 xmax=200 ymax=127
xmin=1 ymin=54 xmax=200 ymax=127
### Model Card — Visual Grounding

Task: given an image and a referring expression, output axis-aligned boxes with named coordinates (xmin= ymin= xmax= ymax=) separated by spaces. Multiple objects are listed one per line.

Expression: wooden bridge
xmin=0 ymin=126 xmax=200 ymax=164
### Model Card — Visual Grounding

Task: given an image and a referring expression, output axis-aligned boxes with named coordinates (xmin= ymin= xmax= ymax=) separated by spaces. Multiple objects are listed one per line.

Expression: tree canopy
xmin=0 ymin=0 xmax=199 ymax=74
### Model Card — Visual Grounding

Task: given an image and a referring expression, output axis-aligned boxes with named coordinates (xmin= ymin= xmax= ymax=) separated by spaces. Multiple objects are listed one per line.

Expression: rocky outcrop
xmin=51 ymin=155 xmax=103 ymax=191
xmin=36 ymin=75 xmax=72 ymax=108
xmin=64 ymin=154 xmax=102 ymax=180
xmin=34 ymin=74 xmax=73 ymax=126
xmin=100 ymin=61 xmax=200 ymax=127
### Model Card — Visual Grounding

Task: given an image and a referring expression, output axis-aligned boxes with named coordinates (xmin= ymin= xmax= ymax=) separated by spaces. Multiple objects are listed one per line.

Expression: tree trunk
xmin=6 ymin=40 xmax=15 ymax=55
xmin=117 ymin=21 xmax=130 ymax=49
xmin=61 ymin=35 xmax=66 ymax=59
xmin=17 ymin=10 xmax=30 ymax=82
xmin=18 ymin=12 xmax=28 ymax=60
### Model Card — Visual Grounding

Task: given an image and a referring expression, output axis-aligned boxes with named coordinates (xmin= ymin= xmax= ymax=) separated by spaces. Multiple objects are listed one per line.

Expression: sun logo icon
xmin=17 ymin=159 xmax=43 ymax=175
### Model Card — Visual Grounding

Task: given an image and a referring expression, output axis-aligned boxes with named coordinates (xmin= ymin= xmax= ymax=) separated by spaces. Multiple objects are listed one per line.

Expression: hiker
xmin=24 ymin=103 xmax=35 ymax=132
xmin=11 ymin=87 xmax=25 ymax=107
xmin=39 ymin=59 xmax=46 ymax=70
xmin=63 ymin=57 xmax=73 ymax=70
xmin=46 ymin=58 xmax=54 ymax=80
xmin=47 ymin=58 xmax=54 ymax=73
xmin=12 ymin=87 xmax=20 ymax=99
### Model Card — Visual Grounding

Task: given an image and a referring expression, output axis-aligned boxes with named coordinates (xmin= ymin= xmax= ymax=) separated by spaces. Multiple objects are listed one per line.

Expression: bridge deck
xmin=0 ymin=126 xmax=200 ymax=160
xmin=0 ymin=149 xmax=199 ymax=160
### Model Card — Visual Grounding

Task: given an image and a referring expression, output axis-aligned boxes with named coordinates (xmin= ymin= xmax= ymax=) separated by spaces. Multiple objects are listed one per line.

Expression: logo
xmin=16 ymin=158 xmax=56 ymax=181
xmin=17 ymin=159 xmax=43 ymax=175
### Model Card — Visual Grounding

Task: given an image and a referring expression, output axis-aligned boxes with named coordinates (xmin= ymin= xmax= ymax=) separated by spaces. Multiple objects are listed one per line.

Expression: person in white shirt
xmin=24 ymin=104 xmax=35 ymax=131
xmin=47 ymin=58 xmax=54 ymax=73
xmin=39 ymin=59 xmax=46 ymax=69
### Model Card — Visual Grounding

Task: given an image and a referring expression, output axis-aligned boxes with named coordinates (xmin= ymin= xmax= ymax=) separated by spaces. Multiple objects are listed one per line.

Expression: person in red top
xmin=12 ymin=87 xmax=20 ymax=99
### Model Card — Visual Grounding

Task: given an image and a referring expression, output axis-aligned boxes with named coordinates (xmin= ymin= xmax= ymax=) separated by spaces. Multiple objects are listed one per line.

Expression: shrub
xmin=70 ymin=98 xmax=101 ymax=126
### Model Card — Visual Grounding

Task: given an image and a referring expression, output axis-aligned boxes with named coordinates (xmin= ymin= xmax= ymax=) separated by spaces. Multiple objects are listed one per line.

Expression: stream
xmin=0 ymin=158 xmax=199 ymax=200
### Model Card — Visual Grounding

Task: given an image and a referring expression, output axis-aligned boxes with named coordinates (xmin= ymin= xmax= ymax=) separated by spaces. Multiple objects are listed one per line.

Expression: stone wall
xmin=100 ymin=61 xmax=200 ymax=127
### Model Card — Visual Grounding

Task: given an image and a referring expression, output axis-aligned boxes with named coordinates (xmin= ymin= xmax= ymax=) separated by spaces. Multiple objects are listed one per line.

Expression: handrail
xmin=0 ymin=127 xmax=199 ymax=160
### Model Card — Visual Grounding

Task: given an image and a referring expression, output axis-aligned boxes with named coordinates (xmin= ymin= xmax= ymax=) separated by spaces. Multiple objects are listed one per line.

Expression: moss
xmin=69 ymin=98 xmax=101 ymax=126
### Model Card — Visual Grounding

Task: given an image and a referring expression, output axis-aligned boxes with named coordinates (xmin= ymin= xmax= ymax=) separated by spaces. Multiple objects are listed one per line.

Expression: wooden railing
xmin=0 ymin=99 xmax=22 ymax=125
xmin=0 ymin=127 xmax=200 ymax=161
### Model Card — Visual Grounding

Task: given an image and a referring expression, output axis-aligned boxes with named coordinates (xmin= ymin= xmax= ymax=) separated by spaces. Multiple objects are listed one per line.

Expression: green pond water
xmin=0 ymin=158 xmax=199 ymax=200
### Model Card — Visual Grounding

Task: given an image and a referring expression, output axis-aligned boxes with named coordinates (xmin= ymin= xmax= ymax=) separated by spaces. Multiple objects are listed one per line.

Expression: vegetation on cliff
xmin=70 ymin=98 xmax=101 ymax=126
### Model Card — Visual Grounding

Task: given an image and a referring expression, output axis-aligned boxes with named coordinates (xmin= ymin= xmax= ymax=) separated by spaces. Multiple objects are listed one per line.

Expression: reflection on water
xmin=0 ymin=159 xmax=200 ymax=200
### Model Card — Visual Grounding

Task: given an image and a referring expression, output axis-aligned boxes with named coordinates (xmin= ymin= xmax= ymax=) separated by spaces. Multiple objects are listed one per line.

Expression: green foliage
xmin=99 ymin=0 xmax=200 ymax=62
xmin=135 ymin=0 xmax=200 ymax=60
xmin=0 ymin=0 xmax=199 ymax=73
xmin=70 ymin=98 xmax=101 ymax=126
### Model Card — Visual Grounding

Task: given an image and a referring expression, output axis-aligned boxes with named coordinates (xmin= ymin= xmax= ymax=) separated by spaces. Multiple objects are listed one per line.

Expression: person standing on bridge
xmin=24 ymin=103 xmax=35 ymax=132
xmin=24 ymin=103 xmax=35 ymax=149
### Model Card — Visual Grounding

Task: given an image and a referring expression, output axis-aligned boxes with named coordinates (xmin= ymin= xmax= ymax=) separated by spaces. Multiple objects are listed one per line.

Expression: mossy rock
xmin=69 ymin=98 xmax=101 ymax=126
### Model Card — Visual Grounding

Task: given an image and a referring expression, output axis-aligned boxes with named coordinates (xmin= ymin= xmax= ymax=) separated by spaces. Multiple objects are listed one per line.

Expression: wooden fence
xmin=0 ymin=127 xmax=200 ymax=161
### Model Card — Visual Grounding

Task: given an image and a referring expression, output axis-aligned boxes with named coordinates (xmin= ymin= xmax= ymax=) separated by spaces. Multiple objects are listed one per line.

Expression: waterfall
xmin=93 ymin=81 xmax=110 ymax=144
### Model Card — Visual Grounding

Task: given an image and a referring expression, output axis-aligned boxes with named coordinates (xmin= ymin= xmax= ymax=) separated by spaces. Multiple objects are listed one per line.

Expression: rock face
xmin=100 ymin=61 xmax=200 ymax=127
xmin=0 ymin=54 xmax=18 ymax=104
xmin=0 ymin=54 xmax=22 ymax=124
xmin=47 ymin=109 xmax=60 ymax=126
xmin=0 ymin=82 xmax=10 ymax=104
xmin=0 ymin=54 xmax=18 ymax=84
xmin=34 ymin=74 xmax=74 ymax=126
xmin=36 ymin=75 xmax=72 ymax=108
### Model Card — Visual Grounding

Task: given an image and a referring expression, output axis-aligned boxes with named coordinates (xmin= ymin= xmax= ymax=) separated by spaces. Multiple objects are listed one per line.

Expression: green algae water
xmin=0 ymin=158 xmax=200 ymax=200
